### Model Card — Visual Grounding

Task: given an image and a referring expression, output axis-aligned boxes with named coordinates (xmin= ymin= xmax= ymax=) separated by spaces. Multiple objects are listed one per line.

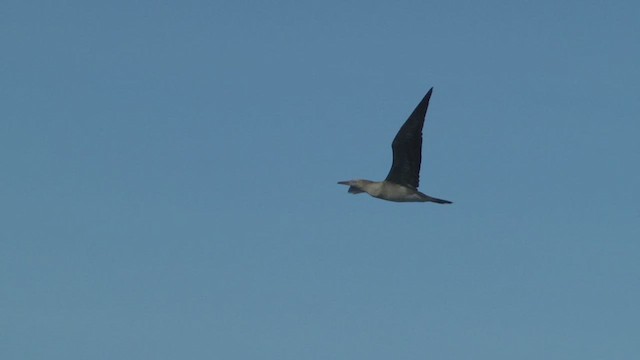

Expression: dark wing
xmin=384 ymin=87 xmax=433 ymax=189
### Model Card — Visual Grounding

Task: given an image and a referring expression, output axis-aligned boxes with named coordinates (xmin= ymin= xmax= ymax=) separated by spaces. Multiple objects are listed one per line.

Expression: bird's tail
xmin=424 ymin=195 xmax=452 ymax=204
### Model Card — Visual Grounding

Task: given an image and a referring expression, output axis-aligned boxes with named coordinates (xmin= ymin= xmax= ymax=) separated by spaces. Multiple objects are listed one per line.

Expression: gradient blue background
xmin=2 ymin=1 xmax=639 ymax=359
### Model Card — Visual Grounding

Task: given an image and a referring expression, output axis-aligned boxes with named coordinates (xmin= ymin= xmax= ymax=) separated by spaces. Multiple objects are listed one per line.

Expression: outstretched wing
xmin=384 ymin=88 xmax=433 ymax=189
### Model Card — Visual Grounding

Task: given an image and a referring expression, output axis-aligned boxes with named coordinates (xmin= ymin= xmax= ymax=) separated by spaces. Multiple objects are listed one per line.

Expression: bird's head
xmin=337 ymin=179 xmax=373 ymax=194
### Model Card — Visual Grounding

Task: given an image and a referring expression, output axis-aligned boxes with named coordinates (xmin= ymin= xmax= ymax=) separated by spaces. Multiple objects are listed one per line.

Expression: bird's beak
xmin=337 ymin=180 xmax=352 ymax=186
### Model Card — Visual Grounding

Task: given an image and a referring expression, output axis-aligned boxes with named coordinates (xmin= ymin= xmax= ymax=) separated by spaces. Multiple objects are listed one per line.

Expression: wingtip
xmin=423 ymin=87 xmax=434 ymax=101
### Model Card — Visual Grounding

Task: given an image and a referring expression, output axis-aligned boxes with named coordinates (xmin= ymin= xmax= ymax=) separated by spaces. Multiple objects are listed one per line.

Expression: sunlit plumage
xmin=338 ymin=87 xmax=451 ymax=204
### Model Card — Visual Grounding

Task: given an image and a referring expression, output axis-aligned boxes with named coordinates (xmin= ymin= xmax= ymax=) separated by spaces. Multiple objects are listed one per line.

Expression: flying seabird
xmin=338 ymin=87 xmax=452 ymax=204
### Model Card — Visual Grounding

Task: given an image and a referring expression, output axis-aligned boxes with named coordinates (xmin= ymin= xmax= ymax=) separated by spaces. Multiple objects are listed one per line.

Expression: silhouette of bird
xmin=338 ymin=87 xmax=451 ymax=204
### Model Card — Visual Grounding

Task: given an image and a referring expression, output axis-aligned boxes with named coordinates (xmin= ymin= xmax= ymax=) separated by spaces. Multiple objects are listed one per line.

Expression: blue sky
xmin=2 ymin=0 xmax=639 ymax=359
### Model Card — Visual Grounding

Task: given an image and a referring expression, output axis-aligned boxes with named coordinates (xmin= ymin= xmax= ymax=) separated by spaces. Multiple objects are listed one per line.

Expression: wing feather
xmin=384 ymin=88 xmax=433 ymax=189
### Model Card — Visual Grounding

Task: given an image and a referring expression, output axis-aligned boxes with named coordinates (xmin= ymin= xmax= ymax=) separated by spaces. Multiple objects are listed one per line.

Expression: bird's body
xmin=339 ymin=180 xmax=450 ymax=203
xmin=338 ymin=87 xmax=451 ymax=204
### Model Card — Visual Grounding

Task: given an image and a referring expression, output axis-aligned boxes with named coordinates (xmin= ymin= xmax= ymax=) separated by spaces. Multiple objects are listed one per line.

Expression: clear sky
xmin=2 ymin=1 xmax=639 ymax=359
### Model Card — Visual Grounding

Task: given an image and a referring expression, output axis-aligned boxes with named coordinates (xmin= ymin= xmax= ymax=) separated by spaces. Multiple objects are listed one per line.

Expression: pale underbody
xmin=338 ymin=180 xmax=450 ymax=203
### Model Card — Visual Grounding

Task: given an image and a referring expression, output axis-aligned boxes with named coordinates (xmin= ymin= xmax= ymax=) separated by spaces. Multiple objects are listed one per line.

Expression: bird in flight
xmin=338 ymin=87 xmax=452 ymax=204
